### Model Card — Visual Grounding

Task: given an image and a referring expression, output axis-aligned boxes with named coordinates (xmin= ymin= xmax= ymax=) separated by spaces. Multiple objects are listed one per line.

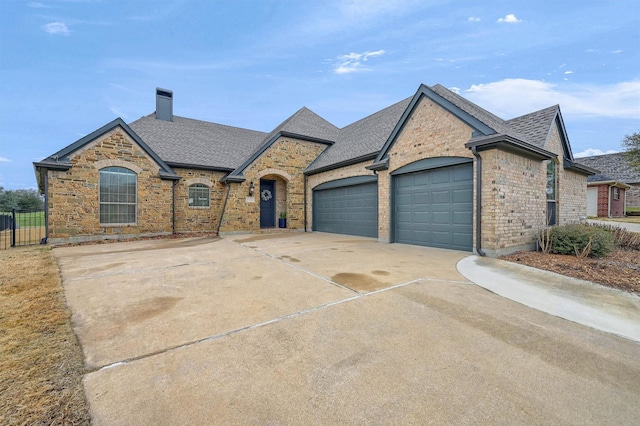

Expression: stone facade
xmin=219 ymin=137 xmax=328 ymax=233
xmin=46 ymin=128 xmax=173 ymax=243
xmin=173 ymin=169 xmax=228 ymax=233
xmin=626 ymin=185 xmax=640 ymax=208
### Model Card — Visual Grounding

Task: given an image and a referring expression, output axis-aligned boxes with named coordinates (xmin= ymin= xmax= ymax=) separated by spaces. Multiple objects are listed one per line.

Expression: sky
xmin=0 ymin=0 xmax=639 ymax=191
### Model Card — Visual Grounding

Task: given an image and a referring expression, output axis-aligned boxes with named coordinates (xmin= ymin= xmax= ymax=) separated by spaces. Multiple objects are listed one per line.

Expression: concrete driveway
xmin=55 ymin=233 xmax=640 ymax=425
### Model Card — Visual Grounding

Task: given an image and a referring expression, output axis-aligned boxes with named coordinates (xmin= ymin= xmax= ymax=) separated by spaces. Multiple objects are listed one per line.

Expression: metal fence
xmin=0 ymin=209 xmax=47 ymax=249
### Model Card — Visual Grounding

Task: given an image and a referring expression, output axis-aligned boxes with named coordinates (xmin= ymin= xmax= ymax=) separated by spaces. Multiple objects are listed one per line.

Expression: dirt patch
xmin=331 ymin=272 xmax=387 ymax=293
xmin=372 ymin=270 xmax=390 ymax=276
xmin=235 ymin=234 xmax=294 ymax=243
xmin=0 ymin=246 xmax=89 ymax=424
xmin=500 ymin=249 xmax=640 ymax=294
xmin=280 ymin=255 xmax=301 ymax=263
xmin=126 ymin=296 xmax=183 ymax=323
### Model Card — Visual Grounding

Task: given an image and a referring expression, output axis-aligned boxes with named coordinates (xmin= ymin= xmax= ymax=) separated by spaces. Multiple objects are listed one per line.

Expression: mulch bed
xmin=500 ymin=249 xmax=640 ymax=294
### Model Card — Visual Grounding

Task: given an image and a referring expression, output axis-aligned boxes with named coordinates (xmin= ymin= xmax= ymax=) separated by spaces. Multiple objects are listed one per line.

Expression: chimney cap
xmin=156 ymin=87 xmax=173 ymax=98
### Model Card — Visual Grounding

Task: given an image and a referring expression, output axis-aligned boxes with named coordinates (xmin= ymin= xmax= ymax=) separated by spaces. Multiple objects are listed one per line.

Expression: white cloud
xmin=612 ymin=49 xmax=623 ymax=54
xmin=574 ymin=148 xmax=619 ymax=158
xmin=0 ymin=157 xmax=11 ymax=162
xmin=497 ymin=14 xmax=522 ymax=24
xmin=449 ymin=87 xmax=461 ymax=94
xmin=464 ymin=78 xmax=640 ymax=120
xmin=334 ymin=50 xmax=385 ymax=74
xmin=109 ymin=106 xmax=127 ymax=119
xmin=42 ymin=22 xmax=69 ymax=35
xmin=468 ymin=17 xmax=481 ymax=22
xmin=564 ymin=70 xmax=574 ymax=75
xmin=28 ymin=2 xmax=50 ymax=8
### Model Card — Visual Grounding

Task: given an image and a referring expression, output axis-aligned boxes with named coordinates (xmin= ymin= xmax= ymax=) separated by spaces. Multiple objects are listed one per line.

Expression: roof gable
xmin=37 ymin=118 xmax=178 ymax=178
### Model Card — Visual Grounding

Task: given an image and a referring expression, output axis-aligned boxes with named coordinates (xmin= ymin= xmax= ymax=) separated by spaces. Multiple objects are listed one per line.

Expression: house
xmin=33 ymin=84 xmax=594 ymax=256
xmin=584 ymin=174 xmax=631 ymax=217
xmin=578 ymin=153 xmax=640 ymax=211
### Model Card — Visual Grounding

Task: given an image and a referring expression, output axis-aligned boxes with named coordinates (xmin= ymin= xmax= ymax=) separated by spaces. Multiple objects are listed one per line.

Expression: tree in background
xmin=622 ymin=131 xmax=640 ymax=172
xmin=0 ymin=187 xmax=44 ymax=210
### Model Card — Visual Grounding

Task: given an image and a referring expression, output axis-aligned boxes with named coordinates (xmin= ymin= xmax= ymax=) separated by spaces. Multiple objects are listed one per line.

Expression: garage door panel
xmin=313 ymin=182 xmax=378 ymax=238
xmin=393 ymin=163 xmax=473 ymax=251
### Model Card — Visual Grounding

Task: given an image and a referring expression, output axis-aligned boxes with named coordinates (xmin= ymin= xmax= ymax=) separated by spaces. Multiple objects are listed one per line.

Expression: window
xmin=613 ymin=187 xmax=619 ymax=200
xmin=99 ymin=167 xmax=136 ymax=224
xmin=189 ymin=184 xmax=210 ymax=207
xmin=546 ymin=160 xmax=557 ymax=225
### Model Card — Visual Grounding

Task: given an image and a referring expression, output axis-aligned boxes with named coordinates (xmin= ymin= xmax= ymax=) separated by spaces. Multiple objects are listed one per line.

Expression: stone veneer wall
xmin=47 ymin=128 xmax=173 ymax=243
xmin=173 ymin=168 xmax=227 ymax=233
xmin=219 ymin=137 xmax=327 ymax=233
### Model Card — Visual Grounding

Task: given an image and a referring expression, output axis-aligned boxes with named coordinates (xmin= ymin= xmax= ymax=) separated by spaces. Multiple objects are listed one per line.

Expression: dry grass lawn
xmin=0 ymin=246 xmax=89 ymax=425
xmin=0 ymin=227 xmax=46 ymax=250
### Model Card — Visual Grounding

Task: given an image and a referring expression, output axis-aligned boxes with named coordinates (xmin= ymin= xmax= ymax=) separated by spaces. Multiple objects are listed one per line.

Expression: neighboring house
xmin=34 ymin=84 xmax=594 ymax=256
xmin=585 ymin=174 xmax=631 ymax=217
xmin=578 ymin=153 xmax=640 ymax=209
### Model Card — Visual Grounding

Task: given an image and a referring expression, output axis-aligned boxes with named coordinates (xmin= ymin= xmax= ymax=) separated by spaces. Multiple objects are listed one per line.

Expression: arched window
xmin=189 ymin=184 xmax=210 ymax=207
xmin=99 ymin=167 xmax=137 ymax=224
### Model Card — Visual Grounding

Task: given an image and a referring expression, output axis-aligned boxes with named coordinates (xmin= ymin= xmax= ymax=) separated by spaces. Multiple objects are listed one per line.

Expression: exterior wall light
xmin=249 ymin=181 xmax=255 ymax=196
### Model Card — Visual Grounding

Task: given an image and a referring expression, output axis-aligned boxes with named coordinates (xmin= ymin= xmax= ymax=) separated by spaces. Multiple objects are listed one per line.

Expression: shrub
xmin=587 ymin=223 xmax=640 ymax=251
xmin=550 ymin=224 xmax=614 ymax=258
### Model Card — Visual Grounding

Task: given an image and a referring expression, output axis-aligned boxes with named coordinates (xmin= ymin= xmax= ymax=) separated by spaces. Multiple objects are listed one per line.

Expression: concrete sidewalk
xmin=587 ymin=219 xmax=640 ymax=233
xmin=457 ymin=256 xmax=640 ymax=342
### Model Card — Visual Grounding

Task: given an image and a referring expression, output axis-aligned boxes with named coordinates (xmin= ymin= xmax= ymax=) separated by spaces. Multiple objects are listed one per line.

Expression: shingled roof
xmin=38 ymin=83 xmax=586 ymax=185
xmin=129 ymin=115 xmax=267 ymax=171
xmin=578 ymin=153 xmax=640 ymax=184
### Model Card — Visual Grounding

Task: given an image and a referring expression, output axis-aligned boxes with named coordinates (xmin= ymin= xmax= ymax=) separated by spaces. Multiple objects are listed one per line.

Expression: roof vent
xmin=155 ymin=87 xmax=173 ymax=122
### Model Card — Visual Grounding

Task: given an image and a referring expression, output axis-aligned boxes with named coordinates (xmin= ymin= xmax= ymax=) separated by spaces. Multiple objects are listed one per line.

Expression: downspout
xmin=303 ymin=175 xmax=307 ymax=232
xmin=217 ymin=182 xmax=232 ymax=235
xmin=608 ymin=185 xmax=612 ymax=218
xmin=471 ymin=147 xmax=486 ymax=256
xmin=172 ymin=180 xmax=176 ymax=234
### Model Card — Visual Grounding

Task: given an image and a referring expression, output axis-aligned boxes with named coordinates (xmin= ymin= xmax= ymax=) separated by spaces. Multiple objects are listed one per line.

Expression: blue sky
xmin=1 ymin=0 xmax=638 ymax=190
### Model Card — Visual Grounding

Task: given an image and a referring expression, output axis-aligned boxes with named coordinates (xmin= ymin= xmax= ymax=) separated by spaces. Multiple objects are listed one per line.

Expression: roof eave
xmin=305 ymin=153 xmax=378 ymax=176
xmin=365 ymin=157 xmax=389 ymax=171
xmin=221 ymin=174 xmax=246 ymax=183
xmin=563 ymin=159 xmax=597 ymax=176
xmin=466 ymin=135 xmax=555 ymax=161
xmin=165 ymin=161 xmax=234 ymax=173
xmin=587 ymin=180 xmax=632 ymax=189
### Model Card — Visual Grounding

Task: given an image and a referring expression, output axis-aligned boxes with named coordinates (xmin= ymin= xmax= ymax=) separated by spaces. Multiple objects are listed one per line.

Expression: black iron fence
xmin=0 ymin=209 xmax=47 ymax=249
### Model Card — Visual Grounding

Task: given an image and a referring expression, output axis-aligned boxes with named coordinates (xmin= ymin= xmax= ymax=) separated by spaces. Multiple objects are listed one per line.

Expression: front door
xmin=260 ymin=179 xmax=276 ymax=228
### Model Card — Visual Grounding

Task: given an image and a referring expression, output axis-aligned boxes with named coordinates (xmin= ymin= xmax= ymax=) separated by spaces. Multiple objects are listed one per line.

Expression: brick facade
xmin=46 ymin=128 xmax=173 ymax=243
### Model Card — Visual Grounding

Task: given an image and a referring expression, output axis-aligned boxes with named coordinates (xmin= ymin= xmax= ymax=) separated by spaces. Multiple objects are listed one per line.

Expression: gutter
xmin=303 ymin=175 xmax=307 ymax=232
xmin=471 ymin=146 xmax=486 ymax=256
xmin=172 ymin=180 xmax=176 ymax=234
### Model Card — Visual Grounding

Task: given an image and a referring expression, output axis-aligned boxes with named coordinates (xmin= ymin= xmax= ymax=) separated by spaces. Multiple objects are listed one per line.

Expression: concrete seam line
xmin=93 ymin=294 xmax=363 ymax=373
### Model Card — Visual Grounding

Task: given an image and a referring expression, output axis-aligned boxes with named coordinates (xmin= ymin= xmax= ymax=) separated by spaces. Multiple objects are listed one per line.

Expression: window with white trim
xmin=99 ymin=167 xmax=137 ymax=224
xmin=189 ymin=184 xmax=210 ymax=207
xmin=546 ymin=160 xmax=557 ymax=225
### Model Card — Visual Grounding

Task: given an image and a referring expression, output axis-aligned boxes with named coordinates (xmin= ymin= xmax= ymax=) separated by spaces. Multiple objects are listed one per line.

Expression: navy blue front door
xmin=260 ymin=179 xmax=276 ymax=228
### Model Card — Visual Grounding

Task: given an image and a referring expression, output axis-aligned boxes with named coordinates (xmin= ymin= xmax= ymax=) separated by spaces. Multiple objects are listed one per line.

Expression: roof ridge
xmin=340 ymin=96 xmax=413 ymax=131
xmin=130 ymin=113 xmax=268 ymax=135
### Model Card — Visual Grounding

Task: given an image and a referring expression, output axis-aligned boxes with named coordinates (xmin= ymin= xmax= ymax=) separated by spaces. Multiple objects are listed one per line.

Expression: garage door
xmin=587 ymin=187 xmax=597 ymax=217
xmin=313 ymin=177 xmax=378 ymax=238
xmin=393 ymin=163 xmax=473 ymax=251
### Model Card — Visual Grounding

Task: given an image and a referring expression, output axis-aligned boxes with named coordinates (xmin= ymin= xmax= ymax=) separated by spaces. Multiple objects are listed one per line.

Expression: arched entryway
xmin=258 ymin=171 xmax=289 ymax=229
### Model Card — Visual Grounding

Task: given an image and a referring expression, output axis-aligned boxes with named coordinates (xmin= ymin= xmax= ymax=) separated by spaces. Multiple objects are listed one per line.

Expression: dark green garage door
xmin=393 ymin=163 xmax=473 ymax=251
xmin=313 ymin=178 xmax=378 ymax=238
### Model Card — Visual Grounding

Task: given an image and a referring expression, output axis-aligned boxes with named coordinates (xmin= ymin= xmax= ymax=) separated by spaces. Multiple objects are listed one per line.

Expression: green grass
xmin=627 ymin=206 xmax=640 ymax=212
xmin=1 ymin=211 xmax=45 ymax=228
